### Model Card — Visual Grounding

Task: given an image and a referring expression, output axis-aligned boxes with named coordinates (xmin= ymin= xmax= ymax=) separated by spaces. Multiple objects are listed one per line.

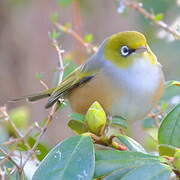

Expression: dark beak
xmin=135 ymin=46 xmax=147 ymax=53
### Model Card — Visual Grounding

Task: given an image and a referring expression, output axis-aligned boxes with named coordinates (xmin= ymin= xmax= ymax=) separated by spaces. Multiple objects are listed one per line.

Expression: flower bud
xmin=173 ymin=150 xmax=180 ymax=170
xmin=85 ymin=101 xmax=106 ymax=135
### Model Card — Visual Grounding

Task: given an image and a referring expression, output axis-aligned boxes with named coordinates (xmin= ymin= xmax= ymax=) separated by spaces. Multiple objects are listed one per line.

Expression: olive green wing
xmin=44 ymin=66 xmax=95 ymax=109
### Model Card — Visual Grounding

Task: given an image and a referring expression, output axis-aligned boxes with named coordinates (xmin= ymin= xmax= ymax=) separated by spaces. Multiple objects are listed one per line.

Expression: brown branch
xmin=124 ymin=0 xmax=180 ymax=39
xmin=54 ymin=22 xmax=97 ymax=52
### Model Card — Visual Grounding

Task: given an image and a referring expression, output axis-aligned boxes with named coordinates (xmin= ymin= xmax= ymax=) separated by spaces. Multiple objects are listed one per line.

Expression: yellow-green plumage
xmin=104 ymin=31 xmax=156 ymax=67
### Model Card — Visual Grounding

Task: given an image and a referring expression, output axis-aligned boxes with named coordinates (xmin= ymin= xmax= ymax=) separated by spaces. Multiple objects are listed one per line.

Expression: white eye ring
xmin=120 ymin=46 xmax=129 ymax=57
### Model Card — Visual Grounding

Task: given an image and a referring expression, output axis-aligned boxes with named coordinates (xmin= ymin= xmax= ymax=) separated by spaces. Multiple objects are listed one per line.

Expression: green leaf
xmin=154 ymin=13 xmax=164 ymax=21
xmin=57 ymin=0 xmax=73 ymax=7
xmin=161 ymin=102 xmax=169 ymax=112
xmin=29 ymin=137 xmax=50 ymax=161
xmin=120 ymin=163 xmax=171 ymax=180
xmin=144 ymin=129 xmax=158 ymax=151
xmin=70 ymin=113 xmax=85 ymax=122
xmin=68 ymin=113 xmax=86 ymax=134
xmin=48 ymin=29 xmax=60 ymax=40
xmin=115 ymin=135 xmax=146 ymax=153
xmin=158 ymin=104 xmax=180 ymax=147
xmin=84 ymin=34 xmax=93 ymax=43
xmin=102 ymin=164 xmax=171 ymax=180
xmin=32 ymin=135 xmax=95 ymax=180
xmin=17 ymin=136 xmax=50 ymax=161
xmin=68 ymin=120 xmax=87 ymax=134
xmin=95 ymin=150 xmax=166 ymax=178
xmin=35 ymin=73 xmax=43 ymax=80
xmin=102 ymin=168 xmax=130 ymax=180
xmin=159 ymin=144 xmax=178 ymax=157
xmin=111 ymin=116 xmax=128 ymax=129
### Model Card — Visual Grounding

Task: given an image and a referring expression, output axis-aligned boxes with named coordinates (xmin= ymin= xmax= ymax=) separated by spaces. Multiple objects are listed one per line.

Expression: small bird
xmin=13 ymin=31 xmax=164 ymax=122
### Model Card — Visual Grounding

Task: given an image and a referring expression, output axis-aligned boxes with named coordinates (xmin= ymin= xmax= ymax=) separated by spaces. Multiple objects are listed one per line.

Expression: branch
xmin=1 ymin=125 xmax=34 ymax=146
xmin=54 ymin=22 xmax=97 ymax=52
xmin=0 ymin=106 xmax=32 ymax=151
xmin=21 ymin=103 xmax=58 ymax=169
xmin=21 ymin=40 xmax=65 ymax=169
xmin=52 ymin=40 xmax=65 ymax=84
xmin=0 ymin=106 xmax=22 ymax=137
xmin=0 ymin=167 xmax=5 ymax=180
xmin=123 ymin=0 xmax=180 ymax=39
xmin=0 ymin=148 xmax=21 ymax=171
xmin=39 ymin=79 xmax=49 ymax=90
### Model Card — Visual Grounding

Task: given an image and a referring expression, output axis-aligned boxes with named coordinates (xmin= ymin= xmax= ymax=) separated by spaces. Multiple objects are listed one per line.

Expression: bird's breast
xmin=104 ymin=59 xmax=164 ymax=121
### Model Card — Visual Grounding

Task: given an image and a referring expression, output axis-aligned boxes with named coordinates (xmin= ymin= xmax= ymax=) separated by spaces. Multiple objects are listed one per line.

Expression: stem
xmin=0 ymin=148 xmax=21 ymax=171
xmin=52 ymin=40 xmax=64 ymax=84
xmin=21 ymin=40 xmax=65 ymax=169
xmin=0 ymin=106 xmax=34 ymax=157
xmin=54 ymin=22 xmax=97 ymax=52
xmin=124 ymin=0 xmax=180 ymax=39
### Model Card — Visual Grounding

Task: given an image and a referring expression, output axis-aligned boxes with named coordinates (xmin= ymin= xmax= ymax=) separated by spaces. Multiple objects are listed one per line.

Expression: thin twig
xmin=0 ymin=167 xmax=5 ymax=180
xmin=21 ymin=41 xmax=65 ymax=169
xmin=0 ymin=106 xmax=34 ymax=159
xmin=0 ymin=106 xmax=23 ymax=138
xmin=1 ymin=125 xmax=34 ymax=146
xmin=21 ymin=103 xmax=58 ymax=168
xmin=0 ymin=148 xmax=21 ymax=170
xmin=124 ymin=0 xmax=180 ymax=39
xmin=54 ymin=22 xmax=97 ymax=52
xmin=52 ymin=40 xmax=65 ymax=84
xmin=39 ymin=79 xmax=49 ymax=90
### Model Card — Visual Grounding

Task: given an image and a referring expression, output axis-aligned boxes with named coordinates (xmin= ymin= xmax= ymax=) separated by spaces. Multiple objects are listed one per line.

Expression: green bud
xmin=173 ymin=149 xmax=180 ymax=170
xmin=85 ymin=101 xmax=106 ymax=135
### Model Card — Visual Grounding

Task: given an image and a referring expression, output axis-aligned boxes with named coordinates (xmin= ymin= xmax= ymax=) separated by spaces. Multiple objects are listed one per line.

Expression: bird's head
xmin=103 ymin=31 xmax=157 ymax=68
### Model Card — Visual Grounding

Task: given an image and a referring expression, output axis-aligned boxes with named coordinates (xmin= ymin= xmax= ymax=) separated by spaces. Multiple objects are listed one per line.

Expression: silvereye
xmin=14 ymin=31 xmax=164 ymax=122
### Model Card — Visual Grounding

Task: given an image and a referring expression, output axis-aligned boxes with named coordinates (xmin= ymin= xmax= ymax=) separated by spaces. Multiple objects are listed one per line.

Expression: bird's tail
xmin=10 ymin=88 xmax=54 ymax=102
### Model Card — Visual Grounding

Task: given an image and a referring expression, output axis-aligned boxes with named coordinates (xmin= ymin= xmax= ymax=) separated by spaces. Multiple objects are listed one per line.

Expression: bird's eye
xmin=120 ymin=46 xmax=130 ymax=57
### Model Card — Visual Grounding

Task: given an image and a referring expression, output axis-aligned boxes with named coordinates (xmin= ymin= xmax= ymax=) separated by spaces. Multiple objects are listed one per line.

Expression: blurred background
xmin=0 ymin=0 xmax=180 ymax=148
